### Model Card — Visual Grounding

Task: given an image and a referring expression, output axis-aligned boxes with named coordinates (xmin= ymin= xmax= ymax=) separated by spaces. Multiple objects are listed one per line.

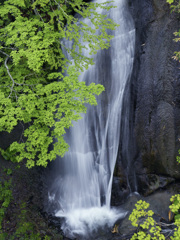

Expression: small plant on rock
xmin=169 ymin=194 xmax=180 ymax=240
xmin=129 ymin=200 xmax=165 ymax=240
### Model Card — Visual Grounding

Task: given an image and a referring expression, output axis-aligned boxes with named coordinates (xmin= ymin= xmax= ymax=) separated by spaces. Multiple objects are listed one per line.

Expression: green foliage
xmin=169 ymin=194 xmax=180 ymax=240
xmin=12 ymin=202 xmax=41 ymax=240
xmin=0 ymin=180 xmax=12 ymax=231
xmin=0 ymin=175 xmax=54 ymax=239
xmin=0 ymin=0 xmax=118 ymax=168
xmin=129 ymin=197 xmax=180 ymax=240
xmin=167 ymin=0 xmax=180 ymax=12
xmin=176 ymin=149 xmax=180 ymax=164
xmin=170 ymin=194 xmax=180 ymax=218
xmin=0 ymin=148 xmax=17 ymax=163
xmin=3 ymin=168 xmax=13 ymax=176
xmin=166 ymin=0 xmax=180 ymax=62
xmin=129 ymin=200 xmax=165 ymax=240
xmin=167 ymin=0 xmax=175 ymax=4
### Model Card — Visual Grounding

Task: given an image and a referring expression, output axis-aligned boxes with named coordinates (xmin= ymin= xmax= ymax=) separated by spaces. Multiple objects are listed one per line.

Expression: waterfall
xmin=48 ymin=0 xmax=135 ymax=237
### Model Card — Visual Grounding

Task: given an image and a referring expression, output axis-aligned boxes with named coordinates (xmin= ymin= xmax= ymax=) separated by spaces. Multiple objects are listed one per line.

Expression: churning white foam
xmin=56 ymin=207 xmax=126 ymax=237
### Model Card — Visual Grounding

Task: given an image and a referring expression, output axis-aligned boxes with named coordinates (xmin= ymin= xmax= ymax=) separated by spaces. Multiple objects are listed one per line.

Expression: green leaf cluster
xmin=129 ymin=200 xmax=165 ymax=240
xmin=176 ymin=149 xmax=180 ymax=164
xmin=169 ymin=194 xmax=180 ymax=240
xmin=0 ymin=177 xmax=50 ymax=240
xmin=0 ymin=0 xmax=118 ymax=167
xmin=12 ymin=202 xmax=41 ymax=240
xmin=129 ymin=197 xmax=180 ymax=240
xmin=167 ymin=0 xmax=175 ymax=4
xmin=0 ymin=180 xmax=12 ymax=231
xmin=167 ymin=0 xmax=180 ymax=12
xmin=166 ymin=0 xmax=180 ymax=62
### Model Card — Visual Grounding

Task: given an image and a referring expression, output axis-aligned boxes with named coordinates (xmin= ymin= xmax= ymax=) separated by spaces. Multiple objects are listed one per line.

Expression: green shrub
xmin=0 ymin=179 xmax=12 ymax=230
xmin=129 ymin=200 xmax=165 ymax=240
xmin=129 ymin=196 xmax=180 ymax=240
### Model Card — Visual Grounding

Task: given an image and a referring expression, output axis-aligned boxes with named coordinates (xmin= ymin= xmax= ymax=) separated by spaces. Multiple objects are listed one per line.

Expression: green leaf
xmin=0 ymin=0 xmax=116 ymax=168
xmin=166 ymin=0 xmax=174 ymax=4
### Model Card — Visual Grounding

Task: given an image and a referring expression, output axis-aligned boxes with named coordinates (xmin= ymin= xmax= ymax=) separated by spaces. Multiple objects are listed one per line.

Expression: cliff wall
xmin=127 ymin=0 xmax=180 ymax=194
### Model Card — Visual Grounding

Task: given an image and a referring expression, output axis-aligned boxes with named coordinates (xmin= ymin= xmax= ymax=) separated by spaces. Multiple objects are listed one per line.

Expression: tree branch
xmin=4 ymin=56 xmax=15 ymax=98
xmin=0 ymin=50 xmax=36 ymax=98
xmin=32 ymin=0 xmax=44 ymax=22
xmin=53 ymin=0 xmax=68 ymax=17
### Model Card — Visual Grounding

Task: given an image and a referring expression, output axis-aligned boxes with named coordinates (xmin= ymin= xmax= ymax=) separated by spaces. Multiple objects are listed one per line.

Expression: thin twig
xmin=164 ymin=229 xmax=174 ymax=239
xmin=157 ymin=222 xmax=175 ymax=227
xmin=0 ymin=50 xmax=36 ymax=98
xmin=0 ymin=50 xmax=10 ymax=58
xmin=32 ymin=0 xmax=44 ymax=22
xmin=11 ymin=89 xmax=18 ymax=101
xmin=19 ymin=121 xmax=25 ymax=143
xmin=0 ymin=51 xmax=15 ymax=98
xmin=49 ymin=0 xmax=64 ymax=27
xmin=4 ymin=57 xmax=15 ymax=98
xmin=1 ymin=47 xmax=17 ymax=51
xmin=54 ymin=0 xmax=68 ymax=17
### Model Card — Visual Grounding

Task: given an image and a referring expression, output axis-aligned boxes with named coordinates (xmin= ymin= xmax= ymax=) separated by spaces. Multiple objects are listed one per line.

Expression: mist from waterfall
xmin=48 ymin=0 xmax=135 ymax=237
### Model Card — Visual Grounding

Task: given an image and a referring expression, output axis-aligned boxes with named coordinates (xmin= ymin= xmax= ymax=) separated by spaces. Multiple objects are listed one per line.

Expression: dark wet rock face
xmin=137 ymin=174 xmax=174 ymax=196
xmin=127 ymin=0 xmax=180 ymax=180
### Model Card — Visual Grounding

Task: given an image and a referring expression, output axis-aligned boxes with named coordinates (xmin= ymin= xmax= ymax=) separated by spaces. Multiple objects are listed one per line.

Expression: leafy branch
xmin=0 ymin=0 xmax=117 ymax=168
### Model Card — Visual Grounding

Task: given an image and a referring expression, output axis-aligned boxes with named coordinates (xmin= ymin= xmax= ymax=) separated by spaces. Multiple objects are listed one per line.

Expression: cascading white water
xmin=48 ymin=0 xmax=135 ymax=237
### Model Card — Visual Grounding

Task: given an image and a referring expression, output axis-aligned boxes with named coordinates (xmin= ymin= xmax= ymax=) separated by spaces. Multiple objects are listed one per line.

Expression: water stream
xmin=48 ymin=0 xmax=135 ymax=237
